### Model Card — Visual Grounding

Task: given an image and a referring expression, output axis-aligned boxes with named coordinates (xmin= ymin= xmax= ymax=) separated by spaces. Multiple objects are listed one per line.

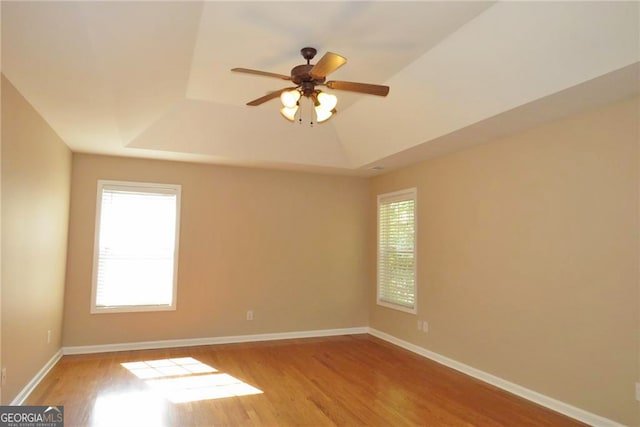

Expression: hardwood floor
xmin=26 ymin=334 xmax=586 ymax=426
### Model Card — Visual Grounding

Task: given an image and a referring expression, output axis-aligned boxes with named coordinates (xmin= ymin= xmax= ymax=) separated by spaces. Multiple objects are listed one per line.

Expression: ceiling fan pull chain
xmin=308 ymin=98 xmax=314 ymax=127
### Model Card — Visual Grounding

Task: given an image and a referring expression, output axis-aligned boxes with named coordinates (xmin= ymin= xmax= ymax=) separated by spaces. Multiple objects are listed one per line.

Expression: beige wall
xmin=63 ymin=154 xmax=370 ymax=346
xmin=370 ymin=96 xmax=640 ymax=426
xmin=1 ymin=75 xmax=71 ymax=403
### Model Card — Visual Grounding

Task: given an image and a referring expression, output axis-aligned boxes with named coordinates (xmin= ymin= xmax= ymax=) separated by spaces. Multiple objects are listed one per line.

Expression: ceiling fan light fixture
xmin=280 ymin=105 xmax=298 ymax=122
xmin=280 ymin=89 xmax=301 ymax=108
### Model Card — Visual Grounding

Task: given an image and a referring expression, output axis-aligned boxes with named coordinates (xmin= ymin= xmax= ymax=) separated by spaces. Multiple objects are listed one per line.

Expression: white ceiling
xmin=2 ymin=1 xmax=639 ymax=176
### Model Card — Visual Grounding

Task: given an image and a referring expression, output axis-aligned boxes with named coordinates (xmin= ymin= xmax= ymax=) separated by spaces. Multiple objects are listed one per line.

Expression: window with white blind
xmin=377 ymin=188 xmax=417 ymax=314
xmin=91 ymin=180 xmax=181 ymax=313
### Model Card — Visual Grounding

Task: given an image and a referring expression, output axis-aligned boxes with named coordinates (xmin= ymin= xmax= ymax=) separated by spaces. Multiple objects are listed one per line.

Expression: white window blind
xmin=377 ymin=188 xmax=417 ymax=313
xmin=92 ymin=181 xmax=181 ymax=313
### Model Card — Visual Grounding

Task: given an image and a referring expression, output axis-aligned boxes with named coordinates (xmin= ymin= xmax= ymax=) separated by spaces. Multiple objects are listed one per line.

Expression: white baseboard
xmin=368 ymin=328 xmax=625 ymax=427
xmin=11 ymin=349 xmax=63 ymax=406
xmin=62 ymin=326 xmax=369 ymax=355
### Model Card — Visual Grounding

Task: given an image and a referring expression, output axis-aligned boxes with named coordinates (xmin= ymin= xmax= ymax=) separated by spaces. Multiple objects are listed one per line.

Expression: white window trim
xmin=377 ymin=187 xmax=417 ymax=314
xmin=91 ymin=180 xmax=181 ymax=314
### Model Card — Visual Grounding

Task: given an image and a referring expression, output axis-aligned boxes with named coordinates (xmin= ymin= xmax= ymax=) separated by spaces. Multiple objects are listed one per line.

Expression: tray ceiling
xmin=2 ymin=1 xmax=638 ymax=175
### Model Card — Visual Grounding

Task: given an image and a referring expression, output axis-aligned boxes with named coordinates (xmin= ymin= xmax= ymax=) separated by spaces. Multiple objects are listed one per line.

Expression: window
xmin=91 ymin=180 xmax=181 ymax=313
xmin=377 ymin=188 xmax=417 ymax=313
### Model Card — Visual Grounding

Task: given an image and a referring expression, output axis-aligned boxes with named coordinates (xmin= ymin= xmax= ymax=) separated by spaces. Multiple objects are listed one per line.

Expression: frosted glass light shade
xmin=314 ymin=107 xmax=333 ymax=123
xmin=280 ymin=90 xmax=301 ymax=108
xmin=280 ymin=106 xmax=298 ymax=121
xmin=317 ymin=92 xmax=337 ymax=111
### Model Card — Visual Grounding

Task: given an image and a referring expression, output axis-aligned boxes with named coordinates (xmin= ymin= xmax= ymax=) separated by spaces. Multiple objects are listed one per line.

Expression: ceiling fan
xmin=231 ymin=47 xmax=390 ymax=123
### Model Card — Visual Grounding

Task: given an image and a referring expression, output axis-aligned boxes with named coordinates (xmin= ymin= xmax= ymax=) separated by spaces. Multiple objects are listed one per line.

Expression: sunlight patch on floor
xmin=121 ymin=357 xmax=217 ymax=379
xmin=120 ymin=357 xmax=263 ymax=403
xmin=147 ymin=373 xmax=263 ymax=403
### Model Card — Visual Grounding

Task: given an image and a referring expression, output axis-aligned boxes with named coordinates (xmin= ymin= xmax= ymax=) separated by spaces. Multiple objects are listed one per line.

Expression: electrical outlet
xmin=636 ymin=382 xmax=640 ymax=402
xmin=423 ymin=321 xmax=429 ymax=333
xmin=246 ymin=310 xmax=253 ymax=321
xmin=47 ymin=330 xmax=51 ymax=344
xmin=1 ymin=368 xmax=6 ymax=387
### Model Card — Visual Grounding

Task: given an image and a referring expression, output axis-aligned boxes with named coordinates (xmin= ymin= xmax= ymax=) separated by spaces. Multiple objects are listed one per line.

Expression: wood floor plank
xmin=25 ymin=334 xmax=586 ymax=426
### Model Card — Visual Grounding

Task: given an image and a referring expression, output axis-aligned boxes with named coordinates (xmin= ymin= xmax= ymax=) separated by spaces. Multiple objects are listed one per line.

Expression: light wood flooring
xmin=26 ymin=334 xmax=586 ymax=426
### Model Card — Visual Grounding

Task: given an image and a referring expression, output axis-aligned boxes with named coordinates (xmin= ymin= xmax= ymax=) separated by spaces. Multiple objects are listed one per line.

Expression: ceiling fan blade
xmin=231 ymin=68 xmax=291 ymax=81
xmin=325 ymin=80 xmax=390 ymax=97
xmin=310 ymin=52 xmax=347 ymax=79
xmin=246 ymin=87 xmax=297 ymax=106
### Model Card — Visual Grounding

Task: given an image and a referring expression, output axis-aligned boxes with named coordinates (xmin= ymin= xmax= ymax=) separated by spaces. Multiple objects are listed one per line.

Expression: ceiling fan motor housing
xmin=291 ymin=64 xmax=325 ymax=83
xmin=291 ymin=64 xmax=325 ymax=96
